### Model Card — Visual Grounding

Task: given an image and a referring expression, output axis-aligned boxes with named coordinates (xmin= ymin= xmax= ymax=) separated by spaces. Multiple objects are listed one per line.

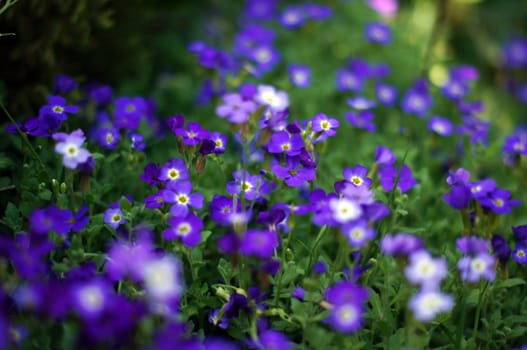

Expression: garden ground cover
xmin=1 ymin=0 xmax=527 ymax=349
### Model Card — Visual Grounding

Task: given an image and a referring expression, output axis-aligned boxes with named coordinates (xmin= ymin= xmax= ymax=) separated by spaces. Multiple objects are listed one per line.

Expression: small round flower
xmin=381 ymin=233 xmax=423 ymax=256
xmin=404 ymin=251 xmax=448 ymax=289
xmin=280 ymin=6 xmax=305 ymax=29
xmin=159 ymin=158 xmax=189 ymax=183
xmin=329 ymin=198 xmax=362 ymax=224
xmin=375 ymin=83 xmax=397 ymax=106
xmin=512 ymin=244 xmax=527 ymax=264
xmin=71 ymin=280 xmax=109 ymax=320
xmin=53 ymin=129 xmax=91 ymax=169
xmin=342 ymin=220 xmax=375 ymax=247
xmin=256 ymin=85 xmax=289 ymax=112
xmin=104 ymin=208 xmax=125 ymax=229
xmin=364 ymin=22 xmax=392 ymax=45
xmin=164 ymin=213 xmax=203 ymax=247
xmin=239 ymin=229 xmax=279 ymax=259
xmin=327 ymin=302 xmax=363 ymax=333
xmin=408 ymin=290 xmax=454 ymax=322
xmin=97 ymin=128 xmax=120 ymax=150
xmin=428 ymin=116 xmax=453 ymax=136
xmin=288 ymin=64 xmax=311 ymax=88
xmin=141 ymin=256 xmax=184 ymax=303
xmin=457 ymin=253 xmax=496 ymax=282
xmin=311 ymin=113 xmax=339 ymax=142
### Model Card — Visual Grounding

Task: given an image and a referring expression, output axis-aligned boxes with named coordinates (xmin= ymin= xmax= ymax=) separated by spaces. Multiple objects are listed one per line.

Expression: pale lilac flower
xmin=457 ymin=253 xmax=496 ymax=283
xmin=408 ymin=290 xmax=454 ymax=322
xmin=53 ymin=129 xmax=91 ymax=169
xmin=329 ymin=197 xmax=362 ymax=223
xmin=404 ymin=251 xmax=448 ymax=289
xmin=256 ymin=85 xmax=289 ymax=112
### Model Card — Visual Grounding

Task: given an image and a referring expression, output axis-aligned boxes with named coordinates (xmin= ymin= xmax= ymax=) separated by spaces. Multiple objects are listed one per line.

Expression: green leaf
xmin=38 ymin=189 xmax=52 ymax=201
xmin=3 ymin=202 xmax=22 ymax=232
xmin=496 ymin=278 xmax=525 ymax=289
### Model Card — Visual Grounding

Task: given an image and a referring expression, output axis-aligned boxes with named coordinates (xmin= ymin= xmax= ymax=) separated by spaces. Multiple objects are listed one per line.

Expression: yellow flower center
xmin=351 ymin=176 xmax=363 ymax=186
xmin=53 ymin=105 xmax=64 ymax=113
xmin=168 ymin=169 xmax=179 ymax=180
xmin=112 ymin=214 xmax=121 ymax=223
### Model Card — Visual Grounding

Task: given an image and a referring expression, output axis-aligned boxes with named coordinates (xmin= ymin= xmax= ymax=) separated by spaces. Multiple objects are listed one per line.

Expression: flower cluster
xmin=444 ymin=168 xmax=521 ymax=214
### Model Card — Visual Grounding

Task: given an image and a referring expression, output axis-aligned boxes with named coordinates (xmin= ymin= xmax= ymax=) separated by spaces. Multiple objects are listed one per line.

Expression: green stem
xmin=472 ymin=281 xmax=487 ymax=344
xmin=307 ymin=225 xmax=327 ymax=272
xmin=456 ymin=284 xmax=467 ymax=348
xmin=185 ymin=247 xmax=198 ymax=283
xmin=1 ymin=103 xmax=51 ymax=181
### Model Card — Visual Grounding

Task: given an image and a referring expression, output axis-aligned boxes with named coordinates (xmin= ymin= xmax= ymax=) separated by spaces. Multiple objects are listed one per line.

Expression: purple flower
xmin=129 ymin=132 xmax=146 ymax=151
xmin=456 ymin=236 xmax=489 ymax=255
xmin=159 ymin=158 xmax=189 ymax=183
xmin=491 ymin=235 xmax=511 ymax=264
xmin=513 ymin=225 xmax=527 ymax=244
xmin=141 ymin=256 xmax=184 ymax=307
xmin=345 ymin=110 xmax=376 ymax=132
xmin=381 ymin=233 xmax=424 ymax=256
xmin=104 ymin=208 xmax=125 ymax=229
xmin=140 ymin=163 xmax=162 ymax=186
xmin=216 ymin=93 xmax=257 ymax=124
xmin=175 ymin=121 xmax=209 ymax=146
xmin=288 ymin=64 xmax=311 ymax=88
xmin=209 ymin=195 xmax=242 ymax=226
xmin=428 ymin=116 xmax=453 ymax=136
xmin=339 ymin=182 xmax=374 ymax=205
xmin=256 ymin=85 xmax=289 ymax=112
xmin=502 ymin=38 xmax=527 ymax=68
xmin=401 ymin=80 xmax=432 ymax=118
xmin=447 ymin=168 xmax=471 ymax=186
xmin=272 ymin=156 xmax=316 ymax=187
xmin=97 ymin=128 xmax=120 ymax=150
xmin=346 ymin=96 xmax=377 ymax=110
xmin=258 ymin=330 xmax=292 ymax=350
xmin=226 ymin=170 xmax=271 ymax=201
xmin=441 ymin=79 xmax=468 ymax=101
xmin=208 ymin=309 xmax=229 ymax=329
xmin=244 ymin=0 xmax=277 ymax=21
xmin=311 ymin=113 xmax=339 ymax=142
xmin=161 ymin=180 xmax=204 ymax=217
xmin=444 ymin=184 xmax=471 ymax=209
xmin=404 ymin=251 xmax=448 ymax=289
xmin=313 ymin=261 xmax=328 ymax=275
xmin=40 ymin=95 xmax=78 ymax=121
xmin=379 ymin=164 xmax=418 ymax=193
xmin=342 ymin=164 xmax=372 ymax=187
xmin=29 ymin=205 xmax=72 ymax=235
xmin=457 ymin=253 xmax=496 ymax=282
xmin=512 ymin=244 xmax=527 ymax=264
xmin=164 ymin=213 xmax=203 ymax=247
xmin=324 ymin=281 xmax=368 ymax=333
xmin=71 ymin=205 xmax=90 ymax=232
xmin=114 ymin=97 xmax=146 ymax=130
xmin=503 ymin=129 xmax=527 ymax=156
xmin=90 ymin=85 xmax=113 ymax=107
xmin=304 ymin=3 xmax=333 ymax=20
xmin=458 ymin=115 xmax=490 ymax=146
xmin=374 ymin=145 xmax=395 ymax=166
xmin=479 ymin=189 xmax=521 ymax=214
xmin=267 ymin=131 xmax=304 ymax=156
xmin=280 ymin=6 xmax=305 ymax=29
xmin=408 ymin=290 xmax=453 ymax=322
xmin=329 ymin=197 xmax=362 ymax=224
xmin=364 ymin=22 xmax=392 ymax=44
xmin=250 ymin=45 xmax=280 ymax=74
xmin=54 ymin=74 xmax=78 ymax=95
xmin=342 ymin=219 xmax=375 ymax=247
xmin=335 ymin=68 xmax=363 ymax=92
xmin=105 ymin=232 xmax=155 ymax=281
xmin=375 ymin=83 xmax=398 ymax=106
xmin=70 ymin=279 xmax=112 ymax=320
xmin=53 ymin=129 xmax=91 ymax=169
xmin=291 ymin=287 xmax=306 ymax=301
xmin=206 ymin=132 xmax=228 ymax=154
xmin=240 ymin=229 xmax=279 ymax=259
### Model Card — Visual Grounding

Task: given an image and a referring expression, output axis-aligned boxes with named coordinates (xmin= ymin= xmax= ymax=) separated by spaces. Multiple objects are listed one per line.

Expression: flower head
xmin=53 ymin=129 xmax=91 ymax=169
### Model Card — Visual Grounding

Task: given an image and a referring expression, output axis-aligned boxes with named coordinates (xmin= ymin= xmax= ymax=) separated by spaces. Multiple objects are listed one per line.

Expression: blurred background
xmin=0 ymin=0 xmax=526 ymax=119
